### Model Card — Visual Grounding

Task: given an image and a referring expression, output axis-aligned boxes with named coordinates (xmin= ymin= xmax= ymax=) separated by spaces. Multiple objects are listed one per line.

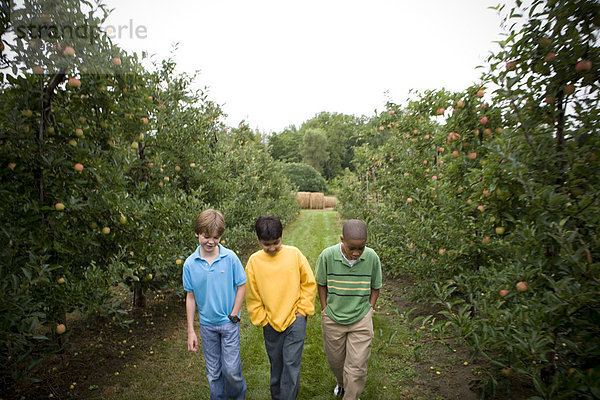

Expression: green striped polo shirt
xmin=315 ymin=243 xmax=382 ymax=325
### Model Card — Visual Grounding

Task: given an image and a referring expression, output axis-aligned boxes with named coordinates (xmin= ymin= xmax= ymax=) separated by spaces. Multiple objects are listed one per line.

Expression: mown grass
xmin=17 ymin=210 xmax=438 ymax=400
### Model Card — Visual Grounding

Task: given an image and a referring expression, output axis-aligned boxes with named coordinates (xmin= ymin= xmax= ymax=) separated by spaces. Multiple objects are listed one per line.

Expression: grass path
xmin=32 ymin=210 xmax=479 ymax=400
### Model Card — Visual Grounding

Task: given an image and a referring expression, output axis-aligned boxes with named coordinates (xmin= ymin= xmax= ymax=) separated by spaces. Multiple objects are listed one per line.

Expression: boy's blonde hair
xmin=194 ymin=209 xmax=225 ymax=237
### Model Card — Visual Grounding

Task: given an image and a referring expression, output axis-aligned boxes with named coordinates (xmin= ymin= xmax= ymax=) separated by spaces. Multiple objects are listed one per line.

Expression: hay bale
xmin=324 ymin=196 xmax=337 ymax=208
xmin=309 ymin=192 xmax=325 ymax=209
xmin=296 ymin=192 xmax=311 ymax=209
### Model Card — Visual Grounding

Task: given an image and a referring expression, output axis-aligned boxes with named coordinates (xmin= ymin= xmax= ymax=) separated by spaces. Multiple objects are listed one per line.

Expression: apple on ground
xmin=56 ymin=324 xmax=66 ymax=335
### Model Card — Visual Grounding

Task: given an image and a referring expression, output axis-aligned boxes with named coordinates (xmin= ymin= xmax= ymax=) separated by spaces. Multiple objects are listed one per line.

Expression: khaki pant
xmin=321 ymin=307 xmax=374 ymax=400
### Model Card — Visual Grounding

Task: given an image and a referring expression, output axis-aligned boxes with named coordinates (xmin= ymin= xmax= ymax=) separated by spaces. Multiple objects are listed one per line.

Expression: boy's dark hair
xmin=342 ymin=219 xmax=367 ymax=241
xmin=255 ymin=215 xmax=282 ymax=241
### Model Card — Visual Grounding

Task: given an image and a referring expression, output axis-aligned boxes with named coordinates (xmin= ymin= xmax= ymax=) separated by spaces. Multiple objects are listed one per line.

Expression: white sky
xmin=102 ymin=0 xmax=507 ymax=133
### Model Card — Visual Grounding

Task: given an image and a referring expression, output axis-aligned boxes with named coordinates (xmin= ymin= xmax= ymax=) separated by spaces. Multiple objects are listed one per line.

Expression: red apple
xmin=483 ymin=236 xmax=490 ymax=243
xmin=468 ymin=152 xmax=477 ymax=160
xmin=543 ymin=52 xmax=556 ymax=62
xmin=452 ymin=150 xmax=459 ymax=157
xmin=63 ymin=46 xmax=75 ymax=57
xmin=456 ymin=100 xmax=465 ymax=108
xmin=516 ymin=281 xmax=528 ymax=292
xmin=495 ymin=127 xmax=504 ymax=134
xmin=506 ymin=61 xmax=517 ymax=70
xmin=389 ymin=110 xmax=394 ymax=115
xmin=439 ymin=147 xmax=445 ymax=153
xmin=141 ymin=117 xmax=149 ymax=124
xmin=575 ymin=60 xmax=592 ymax=74
xmin=476 ymin=89 xmax=485 ymax=98
xmin=436 ymin=107 xmax=445 ymax=115
xmin=378 ymin=126 xmax=384 ymax=131
xmin=55 ymin=202 xmax=65 ymax=211
xmin=406 ymin=197 xmax=413 ymax=203
xmin=67 ymin=77 xmax=81 ymax=88
xmin=75 ymin=128 xmax=83 ymax=137
xmin=73 ymin=163 xmax=84 ymax=172
xmin=111 ymin=57 xmax=122 ymax=66
xmin=480 ymin=116 xmax=488 ymax=124
xmin=432 ymin=175 xmax=437 ymax=180
xmin=499 ymin=289 xmax=508 ymax=297
xmin=477 ymin=205 xmax=485 ymax=211
xmin=424 ymin=134 xmax=430 ymax=140
xmin=57 ymin=277 xmax=65 ymax=284
xmin=563 ymin=84 xmax=575 ymax=95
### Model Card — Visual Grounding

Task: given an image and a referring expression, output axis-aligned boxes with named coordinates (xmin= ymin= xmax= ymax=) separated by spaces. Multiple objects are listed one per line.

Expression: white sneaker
xmin=333 ymin=385 xmax=344 ymax=397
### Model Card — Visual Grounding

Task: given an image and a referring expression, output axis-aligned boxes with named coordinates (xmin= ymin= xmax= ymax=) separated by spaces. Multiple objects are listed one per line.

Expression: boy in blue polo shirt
xmin=315 ymin=219 xmax=382 ymax=400
xmin=183 ymin=209 xmax=247 ymax=400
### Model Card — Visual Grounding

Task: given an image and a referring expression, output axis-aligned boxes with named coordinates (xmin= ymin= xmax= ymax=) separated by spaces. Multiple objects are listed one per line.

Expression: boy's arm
xmin=231 ymin=283 xmax=246 ymax=316
xmin=317 ymin=284 xmax=328 ymax=311
xmin=186 ymin=291 xmax=198 ymax=352
xmin=369 ymin=288 xmax=380 ymax=308
xmin=245 ymin=263 xmax=268 ymax=326
xmin=296 ymin=253 xmax=317 ymax=316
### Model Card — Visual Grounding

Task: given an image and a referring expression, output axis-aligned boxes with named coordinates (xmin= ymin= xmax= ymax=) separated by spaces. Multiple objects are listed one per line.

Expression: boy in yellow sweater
xmin=245 ymin=215 xmax=317 ymax=400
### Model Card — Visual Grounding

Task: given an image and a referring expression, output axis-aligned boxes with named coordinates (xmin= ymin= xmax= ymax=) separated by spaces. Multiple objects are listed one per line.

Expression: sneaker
xmin=333 ymin=385 xmax=345 ymax=397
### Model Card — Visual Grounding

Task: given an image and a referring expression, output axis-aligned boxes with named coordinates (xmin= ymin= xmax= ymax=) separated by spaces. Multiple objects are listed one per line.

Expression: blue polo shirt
xmin=182 ymin=244 xmax=247 ymax=326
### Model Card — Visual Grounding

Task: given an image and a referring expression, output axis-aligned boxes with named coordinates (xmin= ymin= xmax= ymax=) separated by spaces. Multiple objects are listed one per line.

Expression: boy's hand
xmin=188 ymin=331 xmax=198 ymax=352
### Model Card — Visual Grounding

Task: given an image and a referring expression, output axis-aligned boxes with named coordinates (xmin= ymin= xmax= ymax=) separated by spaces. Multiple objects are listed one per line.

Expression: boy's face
xmin=341 ymin=236 xmax=366 ymax=261
xmin=259 ymin=237 xmax=282 ymax=256
xmin=197 ymin=231 xmax=221 ymax=253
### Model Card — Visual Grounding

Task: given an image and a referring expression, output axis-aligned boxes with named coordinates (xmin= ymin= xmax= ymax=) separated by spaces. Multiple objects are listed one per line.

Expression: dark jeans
xmin=263 ymin=316 xmax=307 ymax=400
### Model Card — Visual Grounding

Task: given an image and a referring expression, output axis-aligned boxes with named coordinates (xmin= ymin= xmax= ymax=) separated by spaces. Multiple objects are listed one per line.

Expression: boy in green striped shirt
xmin=315 ymin=219 xmax=382 ymax=400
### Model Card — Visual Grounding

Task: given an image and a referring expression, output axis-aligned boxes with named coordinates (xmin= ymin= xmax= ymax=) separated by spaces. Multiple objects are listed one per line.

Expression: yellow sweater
xmin=245 ymin=245 xmax=317 ymax=332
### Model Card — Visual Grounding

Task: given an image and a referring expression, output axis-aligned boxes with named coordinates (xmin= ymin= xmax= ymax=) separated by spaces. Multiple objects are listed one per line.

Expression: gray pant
xmin=263 ymin=316 xmax=307 ymax=400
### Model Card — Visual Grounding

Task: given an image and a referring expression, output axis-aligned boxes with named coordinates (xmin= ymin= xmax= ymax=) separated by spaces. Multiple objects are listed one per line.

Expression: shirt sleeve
xmin=182 ymin=262 xmax=193 ymax=292
xmin=315 ymin=251 xmax=327 ymax=286
xmin=371 ymin=252 xmax=383 ymax=290
xmin=296 ymin=250 xmax=317 ymax=316
xmin=244 ymin=258 xmax=268 ymax=326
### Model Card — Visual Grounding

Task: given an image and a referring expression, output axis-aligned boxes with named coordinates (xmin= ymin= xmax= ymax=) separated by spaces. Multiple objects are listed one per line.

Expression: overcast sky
xmin=102 ymin=0 xmax=507 ymax=133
